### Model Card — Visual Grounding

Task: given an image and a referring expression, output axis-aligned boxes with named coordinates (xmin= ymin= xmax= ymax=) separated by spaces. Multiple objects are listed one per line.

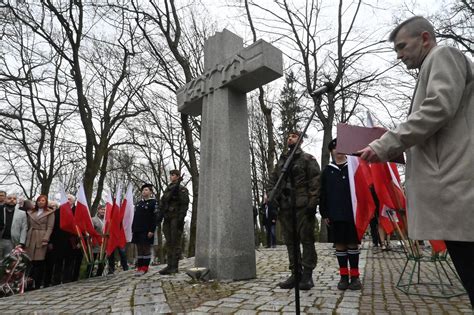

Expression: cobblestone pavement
xmin=0 ymin=242 xmax=471 ymax=314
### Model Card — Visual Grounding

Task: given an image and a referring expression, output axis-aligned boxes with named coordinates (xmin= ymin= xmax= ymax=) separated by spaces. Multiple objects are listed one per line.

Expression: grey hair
xmin=389 ymin=16 xmax=436 ymax=42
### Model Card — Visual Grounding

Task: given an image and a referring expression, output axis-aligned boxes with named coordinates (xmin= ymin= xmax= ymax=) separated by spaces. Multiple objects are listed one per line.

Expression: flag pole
xmin=386 ymin=182 xmax=419 ymax=257
xmin=86 ymin=232 xmax=93 ymax=263
xmin=75 ymin=225 xmax=90 ymax=264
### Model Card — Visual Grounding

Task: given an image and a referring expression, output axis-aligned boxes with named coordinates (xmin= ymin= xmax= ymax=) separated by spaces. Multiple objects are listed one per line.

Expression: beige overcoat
xmin=25 ymin=208 xmax=55 ymax=261
xmin=371 ymin=46 xmax=474 ymax=241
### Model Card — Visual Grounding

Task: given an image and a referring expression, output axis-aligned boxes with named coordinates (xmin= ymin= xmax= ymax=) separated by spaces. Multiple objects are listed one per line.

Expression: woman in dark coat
xmin=131 ymin=184 xmax=157 ymax=275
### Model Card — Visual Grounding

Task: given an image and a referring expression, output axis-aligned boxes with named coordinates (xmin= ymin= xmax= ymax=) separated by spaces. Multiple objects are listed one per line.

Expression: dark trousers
xmin=265 ymin=223 xmax=276 ymax=247
xmin=43 ymin=245 xmax=73 ymax=286
xmin=107 ymin=247 xmax=128 ymax=273
xmin=369 ymin=216 xmax=380 ymax=246
xmin=30 ymin=260 xmax=45 ymax=289
xmin=445 ymin=241 xmax=474 ymax=308
xmin=63 ymin=248 xmax=84 ymax=283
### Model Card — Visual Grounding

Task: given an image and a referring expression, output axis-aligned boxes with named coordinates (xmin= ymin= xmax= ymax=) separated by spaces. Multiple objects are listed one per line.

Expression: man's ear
xmin=421 ymin=31 xmax=432 ymax=47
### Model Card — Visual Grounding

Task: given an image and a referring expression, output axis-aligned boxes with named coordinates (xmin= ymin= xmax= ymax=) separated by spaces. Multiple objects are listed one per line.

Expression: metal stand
xmin=396 ymin=249 xmax=466 ymax=298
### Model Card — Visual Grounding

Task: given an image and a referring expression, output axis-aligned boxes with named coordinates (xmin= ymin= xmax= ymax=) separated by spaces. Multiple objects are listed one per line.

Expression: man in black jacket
xmin=261 ymin=194 xmax=277 ymax=248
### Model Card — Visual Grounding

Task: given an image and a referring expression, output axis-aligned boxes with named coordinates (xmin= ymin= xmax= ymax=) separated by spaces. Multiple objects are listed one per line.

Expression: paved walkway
xmin=0 ymin=242 xmax=471 ymax=314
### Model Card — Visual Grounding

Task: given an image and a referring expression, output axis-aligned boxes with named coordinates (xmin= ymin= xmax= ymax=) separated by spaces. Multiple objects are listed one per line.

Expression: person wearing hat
xmin=320 ymin=138 xmax=362 ymax=291
xmin=131 ymin=183 xmax=158 ymax=276
xmin=267 ymin=130 xmax=321 ymax=290
xmin=159 ymin=170 xmax=189 ymax=275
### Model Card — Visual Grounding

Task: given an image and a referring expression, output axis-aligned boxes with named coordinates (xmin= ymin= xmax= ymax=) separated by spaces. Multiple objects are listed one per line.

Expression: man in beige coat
xmin=359 ymin=16 xmax=473 ymax=307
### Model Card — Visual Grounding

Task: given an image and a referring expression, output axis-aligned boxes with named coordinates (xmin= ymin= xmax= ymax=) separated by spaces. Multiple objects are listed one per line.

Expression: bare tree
xmin=0 ymin=15 xmax=80 ymax=196
xmin=120 ymin=0 xmax=217 ymax=257
xmin=0 ymin=1 xmax=151 ymax=207
xmin=433 ymin=0 xmax=473 ymax=54
xmin=249 ymin=0 xmax=393 ymax=168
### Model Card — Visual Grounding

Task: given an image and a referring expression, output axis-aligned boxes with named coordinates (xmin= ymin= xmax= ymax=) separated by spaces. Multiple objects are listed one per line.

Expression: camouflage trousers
xmin=279 ymin=207 xmax=317 ymax=271
xmin=162 ymin=215 xmax=184 ymax=266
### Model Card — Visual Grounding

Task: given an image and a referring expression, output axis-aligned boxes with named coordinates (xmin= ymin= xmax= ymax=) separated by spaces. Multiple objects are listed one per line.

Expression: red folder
xmin=336 ymin=123 xmax=405 ymax=164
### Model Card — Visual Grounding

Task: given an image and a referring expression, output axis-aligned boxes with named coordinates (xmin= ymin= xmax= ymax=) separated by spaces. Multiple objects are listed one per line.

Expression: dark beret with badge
xmin=141 ymin=183 xmax=154 ymax=192
xmin=328 ymin=138 xmax=337 ymax=151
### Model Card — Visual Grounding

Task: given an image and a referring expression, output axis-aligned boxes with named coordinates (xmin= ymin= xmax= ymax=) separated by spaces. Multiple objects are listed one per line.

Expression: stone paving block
xmin=220 ymin=297 xmax=245 ymax=303
xmin=201 ymin=300 xmax=222 ymax=307
xmin=256 ymin=304 xmax=283 ymax=312
xmin=335 ymin=307 xmax=359 ymax=314
xmin=234 ymin=310 xmax=258 ymax=315
xmin=209 ymin=306 xmax=239 ymax=313
xmin=220 ymin=302 xmax=242 ymax=308
xmin=192 ymin=306 xmax=213 ymax=312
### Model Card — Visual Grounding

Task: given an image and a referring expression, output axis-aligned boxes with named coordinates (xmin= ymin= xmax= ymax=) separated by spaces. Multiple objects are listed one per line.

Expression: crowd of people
xmin=0 ymin=14 xmax=472 ymax=310
xmin=0 ymin=169 xmax=189 ymax=291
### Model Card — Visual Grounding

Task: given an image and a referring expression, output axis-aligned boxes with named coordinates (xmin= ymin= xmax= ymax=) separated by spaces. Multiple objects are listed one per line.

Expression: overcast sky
xmin=193 ymin=0 xmax=448 ymax=160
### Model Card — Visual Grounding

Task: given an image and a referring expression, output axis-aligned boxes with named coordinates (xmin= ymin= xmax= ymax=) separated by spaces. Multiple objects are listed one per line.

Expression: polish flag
xmin=347 ymin=156 xmax=376 ymax=241
xmin=365 ymin=111 xmax=405 ymax=235
xmin=122 ymin=184 xmax=135 ymax=243
xmin=106 ymin=184 xmax=126 ymax=256
xmin=371 ymin=160 xmax=406 ymax=235
xmin=58 ymin=185 xmax=76 ymax=234
xmin=75 ymin=182 xmax=102 ymax=245
xmin=104 ymin=189 xmax=114 ymax=234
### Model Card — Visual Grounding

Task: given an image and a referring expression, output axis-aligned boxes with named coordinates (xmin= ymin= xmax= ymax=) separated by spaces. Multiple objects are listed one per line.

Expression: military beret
xmin=141 ymin=183 xmax=154 ymax=191
xmin=328 ymin=138 xmax=337 ymax=151
xmin=288 ymin=130 xmax=302 ymax=137
xmin=169 ymin=170 xmax=181 ymax=177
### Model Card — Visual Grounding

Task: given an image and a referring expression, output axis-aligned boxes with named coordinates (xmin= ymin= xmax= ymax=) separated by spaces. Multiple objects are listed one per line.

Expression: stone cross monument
xmin=177 ymin=29 xmax=283 ymax=280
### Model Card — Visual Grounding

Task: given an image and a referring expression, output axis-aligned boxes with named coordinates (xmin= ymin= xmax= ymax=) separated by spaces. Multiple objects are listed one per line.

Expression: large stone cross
xmin=177 ymin=29 xmax=283 ymax=280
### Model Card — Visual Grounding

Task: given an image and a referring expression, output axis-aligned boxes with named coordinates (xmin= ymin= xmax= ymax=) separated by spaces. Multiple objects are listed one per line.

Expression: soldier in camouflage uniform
xmin=267 ymin=131 xmax=321 ymax=290
xmin=158 ymin=170 xmax=189 ymax=275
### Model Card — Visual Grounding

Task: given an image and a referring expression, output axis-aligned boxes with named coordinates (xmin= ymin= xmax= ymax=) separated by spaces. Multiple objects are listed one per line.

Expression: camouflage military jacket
xmin=159 ymin=182 xmax=189 ymax=219
xmin=267 ymin=148 xmax=321 ymax=210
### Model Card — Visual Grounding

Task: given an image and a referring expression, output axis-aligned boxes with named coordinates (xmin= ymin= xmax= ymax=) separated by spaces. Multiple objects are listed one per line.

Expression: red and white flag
xmin=58 ymin=185 xmax=76 ymax=235
xmin=75 ymin=182 xmax=102 ymax=245
xmin=347 ymin=156 xmax=376 ymax=241
xmin=106 ymin=184 xmax=126 ymax=256
xmin=365 ymin=111 xmax=405 ymax=234
xmin=122 ymin=184 xmax=135 ymax=243
xmin=371 ymin=162 xmax=406 ymax=234
xmin=104 ymin=189 xmax=114 ymax=234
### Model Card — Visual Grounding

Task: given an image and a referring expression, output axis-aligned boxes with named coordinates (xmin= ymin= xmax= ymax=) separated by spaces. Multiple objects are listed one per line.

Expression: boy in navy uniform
xmin=320 ymin=139 xmax=362 ymax=290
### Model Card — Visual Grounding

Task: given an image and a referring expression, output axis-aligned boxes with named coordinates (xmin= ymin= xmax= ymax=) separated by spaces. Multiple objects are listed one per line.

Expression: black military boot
xmin=159 ymin=264 xmax=172 ymax=275
xmin=278 ymin=274 xmax=296 ymax=289
xmin=348 ymin=276 xmax=362 ymax=290
xmin=160 ymin=254 xmax=178 ymax=275
xmin=299 ymin=268 xmax=314 ymax=290
xmin=337 ymin=275 xmax=349 ymax=290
